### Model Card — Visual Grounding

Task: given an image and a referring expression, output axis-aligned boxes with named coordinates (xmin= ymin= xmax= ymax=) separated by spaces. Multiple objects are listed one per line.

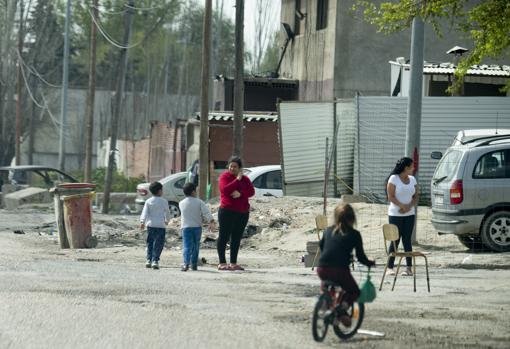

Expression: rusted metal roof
xmin=390 ymin=60 xmax=510 ymax=77
xmin=196 ymin=112 xmax=278 ymax=122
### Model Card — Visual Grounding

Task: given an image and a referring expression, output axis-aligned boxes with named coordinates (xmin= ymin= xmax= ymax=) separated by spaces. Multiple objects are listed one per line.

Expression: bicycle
xmin=312 ymin=266 xmax=371 ymax=341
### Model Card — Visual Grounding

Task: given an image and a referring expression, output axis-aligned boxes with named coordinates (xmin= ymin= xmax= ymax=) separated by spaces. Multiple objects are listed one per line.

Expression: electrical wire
xmin=124 ymin=3 xmax=163 ymax=11
xmin=88 ymin=9 xmax=143 ymax=49
xmin=90 ymin=4 xmax=126 ymax=15
xmin=17 ymin=49 xmax=61 ymax=88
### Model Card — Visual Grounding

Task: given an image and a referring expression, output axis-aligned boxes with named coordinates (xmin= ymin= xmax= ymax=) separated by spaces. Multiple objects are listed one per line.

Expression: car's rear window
xmin=433 ymin=150 xmax=463 ymax=181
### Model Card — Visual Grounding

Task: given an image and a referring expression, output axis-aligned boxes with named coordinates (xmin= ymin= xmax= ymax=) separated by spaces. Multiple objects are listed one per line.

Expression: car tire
xmin=457 ymin=235 xmax=487 ymax=251
xmin=481 ymin=211 xmax=510 ymax=252
xmin=168 ymin=202 xmax=181 ymax=218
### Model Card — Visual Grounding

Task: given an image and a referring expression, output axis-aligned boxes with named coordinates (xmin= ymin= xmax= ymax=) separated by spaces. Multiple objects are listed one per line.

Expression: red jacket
xmin=219 ymin=171 xmax=255 ymax=213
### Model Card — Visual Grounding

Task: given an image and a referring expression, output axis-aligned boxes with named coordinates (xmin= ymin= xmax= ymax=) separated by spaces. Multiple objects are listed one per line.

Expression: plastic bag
xmin=358 ymin=273 xmax=376 ymax=303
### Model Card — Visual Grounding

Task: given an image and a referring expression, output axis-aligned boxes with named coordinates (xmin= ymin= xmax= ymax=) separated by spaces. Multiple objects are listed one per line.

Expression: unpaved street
xmin=0 ymin=205 xmax=509 ymax=349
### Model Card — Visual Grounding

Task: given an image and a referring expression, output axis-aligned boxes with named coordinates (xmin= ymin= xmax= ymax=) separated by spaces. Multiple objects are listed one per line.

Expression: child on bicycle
xmin=317 ymin=203 xmax=375 ymax=325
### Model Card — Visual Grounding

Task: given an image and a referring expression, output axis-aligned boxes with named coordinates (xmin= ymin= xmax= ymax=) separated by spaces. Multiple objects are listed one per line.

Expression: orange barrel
xmin=62 ymin=192 xmax=97 ymax=249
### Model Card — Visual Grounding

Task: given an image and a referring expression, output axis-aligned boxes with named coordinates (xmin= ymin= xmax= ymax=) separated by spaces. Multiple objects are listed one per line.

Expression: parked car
xmin=430 ymin=133 xmax=510 ymax=252
xmin=0 ymin=165 xmax=77 ymax=189
xmin=243 ymin=165 xmax=283 ymax=197
xmin=135 ymin=172 xmax=187 ymax=218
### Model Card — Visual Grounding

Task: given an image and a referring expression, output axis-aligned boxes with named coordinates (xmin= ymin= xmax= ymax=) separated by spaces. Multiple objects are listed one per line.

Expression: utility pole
xmin=84 ymin=0 xmax=99 ymax=183
xmin=405 ymin=16 xmax=424 ymax=243
xmin=58 ymin=0 xmax=71 ymax=171
xmin=102 ymin=0 xmax=135 ymax=213
xmin=233 ymin=0 xmax=244 ymax=157
xmin=199 ymin=0 xmax=212 ymax=200
xmin=15 ymin=0 xmax=24 ymax=166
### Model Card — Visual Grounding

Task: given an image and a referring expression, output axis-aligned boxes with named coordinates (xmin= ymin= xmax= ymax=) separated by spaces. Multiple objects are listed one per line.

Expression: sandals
xmin=218 ymin=264 xmax=229 ymax=271
xmin=217 ymin=263 xmax=245 ymax=271
xmin=229 ymin=264 xmax=245 ymax=271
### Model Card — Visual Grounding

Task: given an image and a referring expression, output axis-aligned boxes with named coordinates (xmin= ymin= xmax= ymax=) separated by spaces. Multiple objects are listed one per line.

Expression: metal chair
xmin=379 ymin=223 xmax=430 ymax=292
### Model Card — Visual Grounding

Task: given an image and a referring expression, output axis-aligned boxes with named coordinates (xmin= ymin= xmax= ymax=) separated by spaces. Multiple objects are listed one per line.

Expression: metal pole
xmin=58 ymin=0 xmax=71 ymax=171
xmin=405 ymin=17 xmax=425 ymax=243
xmin=102 ymin=0 xmax=135 ymax=213
xmin=323 ymin=138 xmax=329 ymax=216
xmin=15 ymin=0 xmax=23 ymax=166
xmin=84 ymin=0 xmax=99 ymax=182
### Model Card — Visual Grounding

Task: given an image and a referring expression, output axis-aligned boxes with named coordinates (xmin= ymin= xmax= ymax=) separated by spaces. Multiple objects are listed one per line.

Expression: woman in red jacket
xmin=217 ymin=156 xmax=255 ymax=271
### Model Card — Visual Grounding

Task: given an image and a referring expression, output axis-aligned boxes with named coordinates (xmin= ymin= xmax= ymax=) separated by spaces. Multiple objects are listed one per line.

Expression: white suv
xmin=431 ymin=133 xmax=510 ymax=252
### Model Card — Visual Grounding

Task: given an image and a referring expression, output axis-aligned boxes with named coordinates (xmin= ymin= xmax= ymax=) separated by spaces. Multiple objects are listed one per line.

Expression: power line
xmin=88 ymin=9 xmax=143 ymax=49
xmin=124 ymin=3 xmax=162 ymax=11
xmin=90 ymin=4 xmax=126 ymax=15
xmin=17 ymin=49 xmax=61 ymax=88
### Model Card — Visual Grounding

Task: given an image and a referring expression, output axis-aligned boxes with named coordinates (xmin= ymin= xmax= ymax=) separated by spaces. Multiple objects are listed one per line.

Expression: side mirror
xmin=431 ymin=151 xmax=443 ymax=160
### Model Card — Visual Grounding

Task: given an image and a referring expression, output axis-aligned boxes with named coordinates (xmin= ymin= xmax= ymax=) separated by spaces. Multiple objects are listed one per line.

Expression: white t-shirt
xmin=179 ymin=196 xmax=213 ymax=229
xmin=140 ymin=196 xmax=171 ymax=228
xmin=387 ymin=175 xmax=417 ymax=217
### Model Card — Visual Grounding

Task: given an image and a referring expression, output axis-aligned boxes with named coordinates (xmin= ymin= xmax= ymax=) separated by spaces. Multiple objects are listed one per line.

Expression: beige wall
xmin=280 ymin=0 xmax=337 ymax=101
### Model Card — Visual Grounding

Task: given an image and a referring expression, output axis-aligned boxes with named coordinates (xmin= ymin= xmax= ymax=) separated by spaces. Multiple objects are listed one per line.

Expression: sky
xmin=221 ymin=0 xmax=281 ymax=67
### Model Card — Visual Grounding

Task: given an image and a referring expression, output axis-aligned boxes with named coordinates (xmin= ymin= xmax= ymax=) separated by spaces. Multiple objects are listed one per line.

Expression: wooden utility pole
xmin=233 ymin=0 xmax=244 ymax=157
xmin=58 ymin=0 xmax=71 ymax=171
xmin=102 ymin=0 xmax=135 ymax=213
xmin=199 ymin=0 xmax=212 ymax=200
xmin=84 ymin=0 xmax=99 ymax=183
xmin=15 ymin=0 xmax=24 ymax=166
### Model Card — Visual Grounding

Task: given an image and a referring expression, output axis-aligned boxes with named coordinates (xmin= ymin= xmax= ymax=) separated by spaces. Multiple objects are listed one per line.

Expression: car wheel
xmin=457 ymin=235 xmax=487 ymax=251
xmin=481 ymin=211 xmax=510 ymax=252
xmin=168 ymin=202 xmax=181 ymax=218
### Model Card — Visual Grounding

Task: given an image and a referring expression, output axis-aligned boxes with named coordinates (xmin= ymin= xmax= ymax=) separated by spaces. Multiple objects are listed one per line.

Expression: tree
xmin=258 ymin=31 xmax=280 ymax=74
xmin=354 ymin=0 xmax=510 ymax=90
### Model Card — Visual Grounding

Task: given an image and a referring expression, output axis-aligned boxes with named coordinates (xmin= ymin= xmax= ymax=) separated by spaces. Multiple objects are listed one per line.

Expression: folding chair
xmin=379 ymin=223 xmax=430 ymax=292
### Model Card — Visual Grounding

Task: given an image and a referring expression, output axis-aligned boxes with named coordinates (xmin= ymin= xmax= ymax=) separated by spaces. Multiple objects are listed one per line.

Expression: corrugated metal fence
xmin=279 ymin=97 xmax=510 ymax=201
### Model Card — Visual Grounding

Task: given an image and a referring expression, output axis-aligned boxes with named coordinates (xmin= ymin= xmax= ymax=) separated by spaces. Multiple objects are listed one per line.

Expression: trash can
xmin=50 ymin=183 xmax=96 ymax=249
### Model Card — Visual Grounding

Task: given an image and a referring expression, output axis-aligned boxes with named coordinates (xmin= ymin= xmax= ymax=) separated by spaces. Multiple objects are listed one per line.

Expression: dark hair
xmin=385 ymin=157 xmax=413 ymax=196
xmin=333 ymin=204 xmax=356 ymax=235
xmin=183 ymin=182 xmax=196 ymax=196
xmin=149 ymin=181 xmax=163 ymax=195
xmin=390 ymin=157 xmax=413 ymax=176
xmin=228 ymin=156 xmax=243 ymax=168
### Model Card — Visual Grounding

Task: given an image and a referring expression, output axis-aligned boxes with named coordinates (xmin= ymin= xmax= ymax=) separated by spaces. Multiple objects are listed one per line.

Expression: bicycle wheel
xmin=333 ymin=302 xmax=365 ymax=340
xmin=312 ymin=293 xmax=332 ymax=342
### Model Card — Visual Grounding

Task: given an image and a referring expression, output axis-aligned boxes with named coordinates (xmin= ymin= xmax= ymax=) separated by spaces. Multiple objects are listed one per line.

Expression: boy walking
xmin=140 ymin=182 xmax=171 ymax=270
xmin=179 ymin=183 xmax=214 ymax=271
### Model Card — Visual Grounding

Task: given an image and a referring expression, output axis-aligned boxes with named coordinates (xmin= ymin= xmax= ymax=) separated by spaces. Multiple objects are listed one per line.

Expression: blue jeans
xmin=387 ymin=215 xmax=415 ymax=268
xmin=147 ymin=227 xmax=166 ymax=262
xmin=182 ymin=227 xmax=202 ymax=266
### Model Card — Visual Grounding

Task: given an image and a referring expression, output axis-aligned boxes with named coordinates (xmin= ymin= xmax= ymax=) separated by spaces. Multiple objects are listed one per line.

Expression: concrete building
xmin=279 ymin=0 xmax=480 ymax=100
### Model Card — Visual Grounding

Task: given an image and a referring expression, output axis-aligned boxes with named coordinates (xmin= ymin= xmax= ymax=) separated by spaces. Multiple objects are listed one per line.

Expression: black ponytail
xmin=384 ymin=157 xmax=413 ymax=196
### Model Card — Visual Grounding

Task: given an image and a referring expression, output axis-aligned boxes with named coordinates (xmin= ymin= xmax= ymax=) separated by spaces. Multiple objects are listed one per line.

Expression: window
xmin=473 ymin=150 xmax=508 ymax=179
xmin=316 ymin=0 xmax=328 ymax=30
xmin=174 ymin=177 xmax=186 ymax=189
xmin=265 ymin=170 xmax=282 ymax=190
xmin=252 ymin=173 xmax=265 ymax=188
xmin=433 ymin=150 xmax=462 ymax=181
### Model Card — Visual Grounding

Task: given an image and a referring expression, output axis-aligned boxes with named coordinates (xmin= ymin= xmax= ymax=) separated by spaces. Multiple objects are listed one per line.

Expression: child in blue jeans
xmin=179 ymin=182 xmax=214 ymax=271
xmin=140 ymin=182 xmax=171 ymax=270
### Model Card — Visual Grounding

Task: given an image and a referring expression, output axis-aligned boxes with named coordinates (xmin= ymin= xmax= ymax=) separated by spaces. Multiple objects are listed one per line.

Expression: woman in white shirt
xmin=386 ymin=157 xmax=419 ymax=276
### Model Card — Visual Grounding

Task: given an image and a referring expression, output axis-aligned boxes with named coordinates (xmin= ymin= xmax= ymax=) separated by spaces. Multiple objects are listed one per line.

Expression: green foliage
xmin=353 ymin=0 xmax=510 ymax=91
xmin=70 ymin=168 xmax=145 ymax=193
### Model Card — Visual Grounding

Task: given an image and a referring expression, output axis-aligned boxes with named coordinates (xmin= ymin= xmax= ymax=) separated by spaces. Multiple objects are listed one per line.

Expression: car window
xmin=433 ymin=150 xmax=463 ymax=180
xmin=265 ymin=170 xmax=282 ymax=190
xmin=252 ymin=173 xmax=265 ymax=188
xmin=174 ymin=177 xmax=186 ymax=189
xmin=473 ymin=150 xmax=508 ymax=179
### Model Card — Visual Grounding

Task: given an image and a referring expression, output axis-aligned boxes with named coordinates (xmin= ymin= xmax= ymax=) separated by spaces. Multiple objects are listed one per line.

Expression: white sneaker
xmin=401 ymin=267 xmax=413 ymax=276
xmin=386 ymin=268 xmax=396 ymax=277
xmin=145 ymin=260 xmax=151 ymax=268
xmin=151 ymin=261 xmax=159 ymax=270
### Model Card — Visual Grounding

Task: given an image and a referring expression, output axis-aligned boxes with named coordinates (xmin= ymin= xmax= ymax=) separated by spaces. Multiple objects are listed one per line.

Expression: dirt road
xmin=0 ymin=207 xmax=509 ymax=349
